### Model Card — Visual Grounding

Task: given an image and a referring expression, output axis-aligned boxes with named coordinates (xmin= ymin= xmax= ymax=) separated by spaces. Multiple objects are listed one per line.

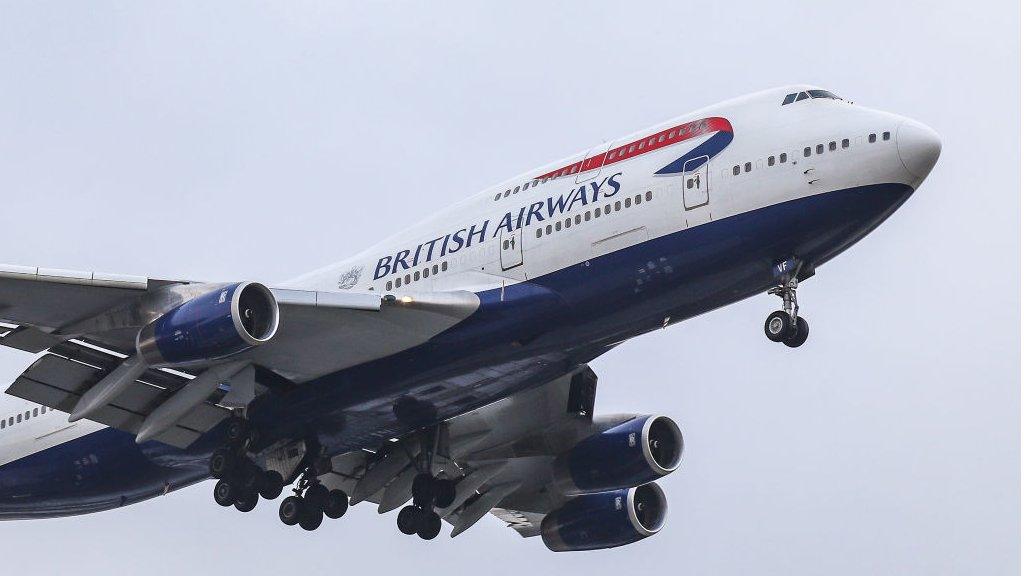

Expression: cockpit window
xmin=782 ymin=89 xmax=842 ymax=105
xmin=808 ymin=89 xmax=841 ymax=100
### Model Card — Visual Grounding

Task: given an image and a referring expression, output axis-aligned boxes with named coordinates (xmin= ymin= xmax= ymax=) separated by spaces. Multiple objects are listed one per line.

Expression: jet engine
xmin=554 ymin=415 xmax=683 ymax=494
xmin=136 ymin=282 xmax=279 ymax=366
xmin=541 ymin=482 xmax=667 ymax=552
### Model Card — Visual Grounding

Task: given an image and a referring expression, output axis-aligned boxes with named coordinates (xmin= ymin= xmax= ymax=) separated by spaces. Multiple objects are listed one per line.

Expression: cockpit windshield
xmin=782 ymin=89 xmax=842 ymax=105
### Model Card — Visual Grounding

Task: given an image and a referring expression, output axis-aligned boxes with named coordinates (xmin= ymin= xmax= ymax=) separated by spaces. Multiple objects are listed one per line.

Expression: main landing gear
xmin=764 ymin=258 xmax=810 ymax=348
xmin=396 ymin=428 xmax=458 ymax=540
xmin=210 ymin=417 xmax=285 ymax=513
xmin=278 ymin=464 xmax=349 ymax=531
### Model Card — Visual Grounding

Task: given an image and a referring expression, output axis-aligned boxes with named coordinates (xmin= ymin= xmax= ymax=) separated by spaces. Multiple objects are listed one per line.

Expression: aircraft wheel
xmin=764 ymin=311 xmax=794 ymax=342
xmin=299 ymin=506 xmax=324 ymax=531
xmin=259 ymin=470 xmax=284 ymax=500
xmin=783 ymin=316 xmax=810 ymax=348
xmin=209 ymin=448 xmax=236 ymax=479
xmin=323 ymin=489 xmax=349 ymax=519
xmin=213 ymin=479 xmax=236 ymax=507
xmin=234 ymin=491 xmax=259 ymax=512
xmin=279 ymin=495 xmax=304 ymax=526
xmin=433 ymin=479 xmax=457 ymax=509
xmin=411 ymin=473 xmax=434 ymax=507
xmin=397 ymin=505 xmax=422 ymax=535
xmin=225 ymin=417 xmax=251 ymax=444
xmin=416 ymin=511 xmax=442 ymax=540
xmin=305 ymin=484 xmax=330 ymax=510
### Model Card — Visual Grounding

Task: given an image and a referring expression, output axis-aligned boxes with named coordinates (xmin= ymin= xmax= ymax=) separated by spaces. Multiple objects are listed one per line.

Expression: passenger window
xmin=768 ymin=156 xmax=775 ymax=167
xmin=555 ymin=221 xmax=562 ymax=231
xmin=564 ymin=218 xmax=571 ymax=228
xmin=546 ymin=224 xmax=552 ymax=234
xmin=816 ymin=144 xmax=824 ymax=154
xmin=804 ymin=147 xmax=812 ymax=157
xmin=841 ymin=139 xmax=849 ymax=149
xmin=604 ymin=205 xmax=611 ymax=215
xmin=615 ymin=201 xmax=622 ymax=211
xmin=669 ymin=131 xmax=676 ymax=139
xmin=882 ymin=131 xmax=890 ymax=141
xmin=744 ymin=162 xmax=752 ymax=172
xmin=432 ymin=265 xmax=438 ymax=274
xmin=403 ymin=274 xmax=410 ymax=285
xmin=442 ymin=262 xmax=448 ymax=271
xmin=687 ymin=179 xmax=693 ymax=189
xmin=523 ymin=181 xmax=531 ymax=190
xmin=829 ymin=141 xmax=836 ymax=151
xmin=780 ymin=152 xmax=788 ymax=163
xmin=584 ymin=211 xmax=591 ymax=221
xmin=628 ymin=145 xmax=635 ymax=153
xmin=635 ymin=194 xmax=642 ymax=204
xmin=869 ymin=133 xmax=877 ymax=143
xmin=624 ymin=197 xmax=632 ymax=208
xmin=493 ymin=193 xmax=500 ymax=201
xmin=423 ymin=268 xmax=429 ymax=278
xmin=575 ymin=214 xmax=582 ymax=224
xmin=648 ymin=138 xmax=655 ymax=146
xmin=513 ymin=186 xmax=520 ymax=194
xmin=503 ymin=190 xmax=510 ymax=197
xmin=33 ymin=408 xmax=38 ymax=417
xmin=645 ymin=191 xmax=653 ymax=201
xmin=658 ymin=135 xmax=665 ymax=143
xmin=386 ymin=281 xmax=393 ymax=291
xmin=414 ymin=271 xmax=420 ymax=281
xmin=733 ymin=165 xmax=740 ymax=176
xmin=536 ymin=229 xmax=542 ymax=238
xmin=16 ymin=414 xmax=21 ymax=423
xmin=593 ymin=208 xmax=601 ymax=218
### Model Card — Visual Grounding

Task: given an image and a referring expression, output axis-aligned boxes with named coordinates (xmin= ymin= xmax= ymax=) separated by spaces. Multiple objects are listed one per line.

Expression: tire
xmin=323 ymin=489 xmax=349 ymax=519
xmin=213 ymin=479 xmax=236 ymax=507
xmin=236 ymin=464 xmax=261 ymax=492
xmin=209 ymin=448 xmax=236 ymax=479
xmin=783 ymin=316 xmax=810 ymax=348
xmin=225 ymin=418 xmax=251 ymax=444
xmin=259 ymin=470 xmax=284 ymax=500
xmin=305 ymin=484 xmax=330 ymax=510
xmin=764 ymin=310 xmax=793 ymax=342
xmin=411 ymin=473 xmax=434 ymax=506
xmin=416 ymin=511 xmax=442 ymax=540
xmin=234 ymin=491 xmax=259 ymax=513
xmin=433 ymin=479 xmax=457 ymax=509
xmin=397 ymin=505 xmax=422 ymax=535
xmin=299 ymin=507 xmax=324 ymax=531
xmin=279 ymin=496 xmax=304 ymax=526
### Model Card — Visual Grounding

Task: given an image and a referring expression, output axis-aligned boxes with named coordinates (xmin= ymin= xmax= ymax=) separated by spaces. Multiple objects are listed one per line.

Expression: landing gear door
xmin=682 ymin=156 xmax=710 ymax=209
xmin=499 ymin=227 xmax=524 ymax=271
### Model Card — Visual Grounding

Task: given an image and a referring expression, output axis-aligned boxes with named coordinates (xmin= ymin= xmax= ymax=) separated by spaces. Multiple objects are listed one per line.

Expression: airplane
xmin=0 ymin=85 xmax=940 ymax=551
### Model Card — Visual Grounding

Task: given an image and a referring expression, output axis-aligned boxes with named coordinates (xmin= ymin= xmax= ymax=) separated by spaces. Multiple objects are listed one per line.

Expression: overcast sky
xmin=0 ymin=2 xmax=1018 ymax=574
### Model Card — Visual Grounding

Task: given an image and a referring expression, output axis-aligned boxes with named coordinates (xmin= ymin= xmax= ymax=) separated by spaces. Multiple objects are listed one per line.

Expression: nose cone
xmin=896 ymin=119 xmax=942 ymax=181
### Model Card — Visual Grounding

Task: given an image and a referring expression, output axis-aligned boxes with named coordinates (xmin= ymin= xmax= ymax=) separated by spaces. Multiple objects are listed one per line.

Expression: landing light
xmin=400 ymin=296 xmax=413 ymax=304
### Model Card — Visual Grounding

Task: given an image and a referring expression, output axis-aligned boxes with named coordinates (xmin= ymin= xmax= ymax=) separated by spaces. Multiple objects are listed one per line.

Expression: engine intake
xmin=555 ymin=415 xmax=683 ymax=494
xmin=137 ymin=282 xmax=279 ymax=366
xmin=541 ymin=482 xmax=668 ymax=552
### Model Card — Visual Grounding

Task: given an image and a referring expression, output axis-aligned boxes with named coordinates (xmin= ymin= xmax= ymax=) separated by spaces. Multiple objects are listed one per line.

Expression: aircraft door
xmin=499 ymin=227 xmax=524 ymax=271
xmin=682 ymin=156 xmax=710 ymax=210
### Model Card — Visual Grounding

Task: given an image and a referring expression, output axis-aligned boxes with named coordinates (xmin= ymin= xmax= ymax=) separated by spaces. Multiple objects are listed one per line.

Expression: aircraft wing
xmin=0 ymin=262 xmax=480 ymax=447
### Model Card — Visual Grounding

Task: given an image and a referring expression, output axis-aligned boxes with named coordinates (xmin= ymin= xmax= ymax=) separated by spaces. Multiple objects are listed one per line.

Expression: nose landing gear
xmin=764 ymin=258 xmax=811 ymax=348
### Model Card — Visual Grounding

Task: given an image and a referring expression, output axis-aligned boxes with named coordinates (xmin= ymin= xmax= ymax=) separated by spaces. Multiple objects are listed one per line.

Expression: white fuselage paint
xmin=0 ymin=85 xmax=938 ymax=468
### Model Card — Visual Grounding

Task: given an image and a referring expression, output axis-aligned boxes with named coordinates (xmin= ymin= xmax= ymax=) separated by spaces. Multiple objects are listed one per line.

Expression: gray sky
xmin=0 ymin=2 xmax=1018 ymax=574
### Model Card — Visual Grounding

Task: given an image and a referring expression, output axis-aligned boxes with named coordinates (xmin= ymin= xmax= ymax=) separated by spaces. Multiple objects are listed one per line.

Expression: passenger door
xmin=499 ymin=227 xmax=524 ymax=271
xmin=682 ymin=155 xmax=711 ymax=223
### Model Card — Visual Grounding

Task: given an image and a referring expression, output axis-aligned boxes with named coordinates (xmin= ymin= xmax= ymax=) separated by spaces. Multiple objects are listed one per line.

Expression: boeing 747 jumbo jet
xmin=0 ymin=86 xmax=939 ymax=550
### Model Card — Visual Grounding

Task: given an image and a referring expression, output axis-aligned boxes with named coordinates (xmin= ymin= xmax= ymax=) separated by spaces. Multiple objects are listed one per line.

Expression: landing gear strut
xmin=277 ymin=463 xmax=349 ymax=531
xmin=764 ymin=258 xmax=810 ymax=348
xmin=209 ymin=416 xmax=286 ymax=512
xmin=395 ymin=427 xmax=457 ymax=540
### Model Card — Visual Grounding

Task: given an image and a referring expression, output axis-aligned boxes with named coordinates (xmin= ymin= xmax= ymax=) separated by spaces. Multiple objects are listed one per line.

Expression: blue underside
xmin=0 ymin=183 xmax=914 ymax=518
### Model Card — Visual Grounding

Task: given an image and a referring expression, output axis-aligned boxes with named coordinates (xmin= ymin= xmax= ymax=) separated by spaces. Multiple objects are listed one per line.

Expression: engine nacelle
xmin=554 ymin=415 xmax=683 ymax=494
xmin=541 ymin=482 xmax=668 ymax=552
xmin=136 ymin=282 xmax=279 ymax=367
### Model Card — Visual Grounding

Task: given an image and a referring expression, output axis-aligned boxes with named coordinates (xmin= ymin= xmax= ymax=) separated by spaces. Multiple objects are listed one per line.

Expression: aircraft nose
xmin=896 ymin=119 xmax=941 ymax=180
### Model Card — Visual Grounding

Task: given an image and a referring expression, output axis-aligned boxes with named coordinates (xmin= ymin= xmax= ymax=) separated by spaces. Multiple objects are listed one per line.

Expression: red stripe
xmin=532 ymin=116 xmax=733 ymax=182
